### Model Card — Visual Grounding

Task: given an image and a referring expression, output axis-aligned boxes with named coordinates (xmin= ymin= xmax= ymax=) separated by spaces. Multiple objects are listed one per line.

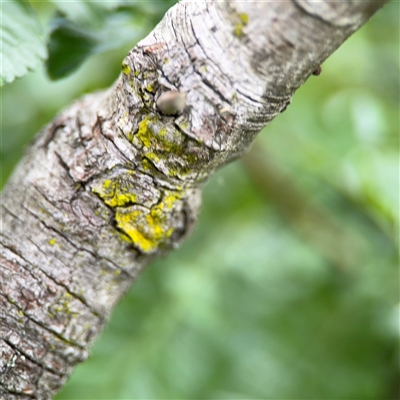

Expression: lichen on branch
xmin=0 ymin=0 xmax=389 ymax=398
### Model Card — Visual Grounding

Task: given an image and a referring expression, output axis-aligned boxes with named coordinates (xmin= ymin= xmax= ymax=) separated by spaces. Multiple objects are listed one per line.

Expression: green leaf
xmin=46 ymin=19 xmax=98 ymax=80
xmin=46 ymin=10 xmax=146 ymax=80
xmin=45 ymin=11 xmax=145 ymax=81
xmin=46 ymin=1 xmax=177 ymax=80
xmin=49 ymin=1 xmax=116 ymax=27
xmin=0 ymin=0 xmax=47 ymax=86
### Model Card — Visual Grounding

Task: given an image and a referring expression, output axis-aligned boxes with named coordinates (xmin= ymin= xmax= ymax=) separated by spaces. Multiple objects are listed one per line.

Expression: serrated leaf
xmin=0 ymin=0 xmax=47 ymax=87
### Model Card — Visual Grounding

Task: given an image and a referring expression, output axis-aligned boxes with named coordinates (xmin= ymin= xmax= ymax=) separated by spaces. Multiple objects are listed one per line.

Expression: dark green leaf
xmin=46 ymin=19 xmax=98 ymax=80
xmin=46 ymin=1 xmax=178 ymax=80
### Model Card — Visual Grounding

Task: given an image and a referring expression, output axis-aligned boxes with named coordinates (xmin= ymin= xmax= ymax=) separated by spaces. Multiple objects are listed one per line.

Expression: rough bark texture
xmin=0 ymin=1 xmax=388 ymax=398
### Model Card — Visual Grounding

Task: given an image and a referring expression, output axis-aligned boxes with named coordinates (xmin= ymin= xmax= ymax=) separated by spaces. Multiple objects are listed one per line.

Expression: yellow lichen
xmin=233 ymin=12 xmax=248 ymax=38
xmin=127 ymin=131 xmax=134 ymax=142
xmin=150 ymin=205 xmax=163 ymax=218
xmin=114 ymin=189 xmax=184 ymax=253
xmin=145 ymin=152 xmax=160 ymax=163
xmin=238 ymin=13 xmax=249 ymax=25
xmin=163 ymin=192 xmax=182 ymax=209
xmin=90 ymin=120 xmax=191 ymax=252
xmin=137 ymin=116 xmax=155 ymax=148
xmin=115 ymin=209 xmax=166 ymax=253
xmin=167 ymin=168 xmax=180 ymax=177
xmin=93 ymin=178 xmax=137 ymax=208
xmin=110 ymin=192 xmax=137 ymax=207
xmin=141 ymin=158 xmax=153 ymax=171
xmin=49 ymin=238 xmax=56 ymax=246
xmin=122 ymin=63 xmax=131 ymax=75
xmin=135 ymin=116 xmax=192 ymax=179
xmin=137 ymin=115 xmax=185 ymax=154
xmin=55 ymin=305 xmax=62 ymax=313
xmin=103 ymin=179 xmax=112 ymax=189
xmin=234 ymin=23 xmax=244 ymax=38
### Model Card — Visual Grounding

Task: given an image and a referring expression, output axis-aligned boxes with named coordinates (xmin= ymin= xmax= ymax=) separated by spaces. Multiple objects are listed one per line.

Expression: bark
xmin=0 ymin=1 xmax=388 ymax=398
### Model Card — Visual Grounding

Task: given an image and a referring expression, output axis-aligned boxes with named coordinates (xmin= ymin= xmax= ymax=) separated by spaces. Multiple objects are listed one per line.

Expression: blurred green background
xmin=1 ymin=1 xmax=399 ymax=399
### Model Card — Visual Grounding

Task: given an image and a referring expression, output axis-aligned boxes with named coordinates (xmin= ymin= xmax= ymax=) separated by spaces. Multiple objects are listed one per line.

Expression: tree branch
xmin=0 ymin=1 xmax=389 ymax=398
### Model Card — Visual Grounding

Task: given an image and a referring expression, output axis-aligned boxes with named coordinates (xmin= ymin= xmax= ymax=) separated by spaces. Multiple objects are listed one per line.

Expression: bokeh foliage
xmin=1 ymin=1 xmax=399 ymax=399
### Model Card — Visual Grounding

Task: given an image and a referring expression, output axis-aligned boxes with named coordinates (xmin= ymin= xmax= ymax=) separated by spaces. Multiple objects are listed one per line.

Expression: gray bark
xmin=0 ymin=1 xmax=388 ymax=398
